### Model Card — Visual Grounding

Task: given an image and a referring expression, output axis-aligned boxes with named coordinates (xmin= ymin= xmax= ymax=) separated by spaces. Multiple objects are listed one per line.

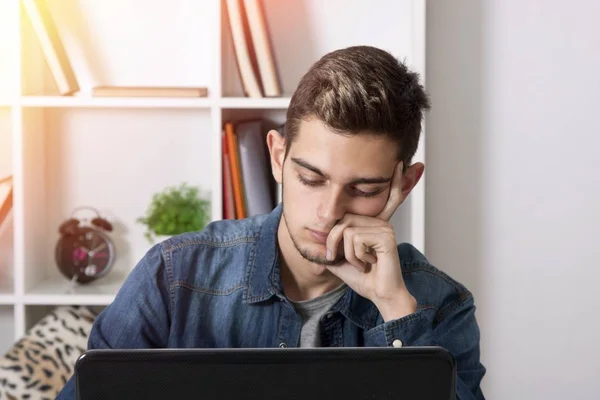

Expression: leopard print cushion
xmin=0 ymin=306 xmax=97 ymax=400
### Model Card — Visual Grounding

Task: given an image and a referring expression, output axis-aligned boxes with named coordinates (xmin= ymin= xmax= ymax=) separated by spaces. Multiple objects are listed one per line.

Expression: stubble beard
xmin=282 ymin=205 xmax=341 ymax=267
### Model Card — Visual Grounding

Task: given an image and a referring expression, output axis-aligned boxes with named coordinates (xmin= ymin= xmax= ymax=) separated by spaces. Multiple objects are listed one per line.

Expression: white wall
xmin=425 ymin=0 xmax=600 ymax=399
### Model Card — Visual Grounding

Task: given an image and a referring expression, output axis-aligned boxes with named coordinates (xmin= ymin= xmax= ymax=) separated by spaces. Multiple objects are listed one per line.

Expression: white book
xmin=21 ymin=0 xmax=80 ymax=95
xmin=225 ymin=0 xmax=263 ymax=98
xmin=243 ymin=0 xmax=281 ymax=97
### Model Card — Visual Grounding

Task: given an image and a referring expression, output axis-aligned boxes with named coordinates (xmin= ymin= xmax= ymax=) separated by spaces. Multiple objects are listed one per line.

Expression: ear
xmin=400 ymin=162 xmax=425 ymax=200
xmin=266 ymin=129 xmax=286 ymax=184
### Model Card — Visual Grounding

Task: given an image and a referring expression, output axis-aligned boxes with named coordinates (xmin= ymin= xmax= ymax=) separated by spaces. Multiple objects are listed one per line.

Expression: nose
xmin=317 ymin=186 xmax=346 ymax=224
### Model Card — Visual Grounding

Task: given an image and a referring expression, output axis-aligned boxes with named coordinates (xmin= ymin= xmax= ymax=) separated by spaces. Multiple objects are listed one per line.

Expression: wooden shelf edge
xmin=0 ymin=295 xmax=16 ymax=305
xmin=220 ymin=97 xmax=291 ymax=109
xmin=22 ymin=294 xmax=115 ymax=306
xmin=0 ymin=100 xmax=16 ymax=107
xmin=15 ymin=96 xmax=292 ymax=110
xmin=22 ymin=273 xmax=126 ymax=306
xmin=19 ymin=96 xmax=214 ymax=108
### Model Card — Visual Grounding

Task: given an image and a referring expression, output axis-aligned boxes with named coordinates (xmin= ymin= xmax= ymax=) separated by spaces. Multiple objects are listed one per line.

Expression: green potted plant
xmin=137 ymin=182 xmax=211 ymax=244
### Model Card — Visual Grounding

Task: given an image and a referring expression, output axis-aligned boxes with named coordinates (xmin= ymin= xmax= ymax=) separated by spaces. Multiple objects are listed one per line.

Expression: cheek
xmin=347 ymin=193 xmax=389 ymax=217
xmin=285 ymin=171 xmax=316 ymax=198
xmin=283 ymin=174 xmax=317 ymax=211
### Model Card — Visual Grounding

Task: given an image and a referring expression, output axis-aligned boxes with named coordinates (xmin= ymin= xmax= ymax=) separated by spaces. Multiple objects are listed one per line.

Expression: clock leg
xmin=67 ymin=273 xmax=78 ymax=293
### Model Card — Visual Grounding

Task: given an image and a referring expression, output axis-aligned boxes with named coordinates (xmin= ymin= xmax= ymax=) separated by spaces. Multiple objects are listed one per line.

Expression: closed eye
xmin=351 ymin=187 xmax=384 ymax=198
xmin=296 ymin=174 xmax=384 ymax=198
xmin=296 ymin=174 xmax=323 ymax=187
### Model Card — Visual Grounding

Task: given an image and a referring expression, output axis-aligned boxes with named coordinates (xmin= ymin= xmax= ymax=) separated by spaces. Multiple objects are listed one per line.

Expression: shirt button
xmin=392 ymin=339 xmax=403 ymax=348
xmin=279 ymin=342 xmax=287 ymax=348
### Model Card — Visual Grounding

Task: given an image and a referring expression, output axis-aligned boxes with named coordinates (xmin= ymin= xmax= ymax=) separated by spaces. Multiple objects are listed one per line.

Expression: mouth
xmin=307 ymin=228 xmax=329 ymax=244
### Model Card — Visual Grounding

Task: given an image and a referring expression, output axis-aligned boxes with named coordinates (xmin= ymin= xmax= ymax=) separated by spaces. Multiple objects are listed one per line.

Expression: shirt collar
xmin=243 ymin=203 xmax=380 ymax=330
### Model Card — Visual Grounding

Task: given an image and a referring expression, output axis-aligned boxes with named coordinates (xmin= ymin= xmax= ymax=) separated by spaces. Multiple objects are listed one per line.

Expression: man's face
xmin=271 ymin=117 xmax=403 ymax=266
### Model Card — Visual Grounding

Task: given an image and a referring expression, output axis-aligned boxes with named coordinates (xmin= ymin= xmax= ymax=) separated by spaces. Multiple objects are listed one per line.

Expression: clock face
xmin=55 ymin=227 xmax=116 ymax=284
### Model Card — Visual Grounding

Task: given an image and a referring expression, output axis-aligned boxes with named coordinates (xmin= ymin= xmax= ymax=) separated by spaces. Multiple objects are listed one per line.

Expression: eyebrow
xmin=291 ymin=157 xmax=392 ymax=185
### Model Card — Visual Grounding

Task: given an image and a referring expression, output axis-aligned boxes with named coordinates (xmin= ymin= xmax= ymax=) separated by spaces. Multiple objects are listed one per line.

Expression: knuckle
xmin=381 ymin=225 xmax=394 ymax=235
xmin=343 ymin=227 xmax=354 ymax=240
xmin=339 ymin=214 xmax=351 ymax=226
xmin=343 ymin=233 xmax=353 ymax=250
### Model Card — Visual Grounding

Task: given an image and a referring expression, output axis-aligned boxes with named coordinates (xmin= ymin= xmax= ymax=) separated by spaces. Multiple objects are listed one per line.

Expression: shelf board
xmin=0 ymin=278 xmax=14 ymax=304
xmin=19 ymin=95 xmax=213 ymax=109
xmin=16 ymin=96 xmax=291 ymax=109
xmin=219 ymin=97 xmax=290 ymax=109
xmin=23 ymin=274 xmax=126 ymax=305
xmin=0 ymin=295 xmax=15 ymax=305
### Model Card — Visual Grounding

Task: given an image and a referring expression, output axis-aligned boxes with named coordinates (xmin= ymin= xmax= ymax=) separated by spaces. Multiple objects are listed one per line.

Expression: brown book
xmin=92 ymin=86 xmax=209 ymax=98
xmin=21 ymin=0 xmax=80 ymax=95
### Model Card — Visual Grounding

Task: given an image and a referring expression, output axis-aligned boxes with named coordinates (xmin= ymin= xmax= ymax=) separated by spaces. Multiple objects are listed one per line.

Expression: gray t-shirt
xmin=289 ymin=284 xmax=348 ymax=347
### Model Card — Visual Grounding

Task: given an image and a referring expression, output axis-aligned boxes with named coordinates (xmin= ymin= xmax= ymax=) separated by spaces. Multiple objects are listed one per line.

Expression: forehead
xmin=290 ymin=118 xmax=398 ymax=175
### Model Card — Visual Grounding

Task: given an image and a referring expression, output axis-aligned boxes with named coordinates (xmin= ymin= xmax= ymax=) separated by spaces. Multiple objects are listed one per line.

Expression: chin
xmin=289 ymin=233 xmax=326 ymax=264
xmin=283 ymin=211 xmax=339 ymax=266
xmin=295 ymin=239 xmax=343 ymax=267
xmin=299 ymin=244 xmax=328 ymax=264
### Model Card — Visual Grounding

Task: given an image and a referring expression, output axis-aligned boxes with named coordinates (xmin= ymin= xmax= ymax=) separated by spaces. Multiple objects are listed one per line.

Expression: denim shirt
xmin=56 ymin=204 xmax=486 ymax=400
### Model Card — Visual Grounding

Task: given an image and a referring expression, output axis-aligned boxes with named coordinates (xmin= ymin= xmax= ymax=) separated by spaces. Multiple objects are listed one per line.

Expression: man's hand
xmin=324 ymin=161 xmax=417 ymax=322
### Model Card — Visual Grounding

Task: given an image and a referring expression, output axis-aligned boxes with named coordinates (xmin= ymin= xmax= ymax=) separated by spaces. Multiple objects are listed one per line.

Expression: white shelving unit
xmin=0 ymin=0 xmax=426 ymax=354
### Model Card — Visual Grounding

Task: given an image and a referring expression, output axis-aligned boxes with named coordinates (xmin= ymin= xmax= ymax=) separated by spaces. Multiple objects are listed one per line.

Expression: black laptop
xmin=74 ymin=346 xmax=456 ymax=400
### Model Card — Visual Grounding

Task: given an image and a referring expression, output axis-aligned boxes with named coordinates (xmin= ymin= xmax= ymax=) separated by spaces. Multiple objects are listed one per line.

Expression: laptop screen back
xmin=75 ymin=347 xmax=456 ymax=400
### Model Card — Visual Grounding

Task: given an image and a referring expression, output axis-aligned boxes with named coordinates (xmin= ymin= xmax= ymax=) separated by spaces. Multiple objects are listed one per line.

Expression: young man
xmin=56 ymin=46 xmax=485 ymax=399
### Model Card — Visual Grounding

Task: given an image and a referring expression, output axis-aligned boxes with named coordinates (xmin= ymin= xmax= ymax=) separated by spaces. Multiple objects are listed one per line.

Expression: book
xmin=236 ymin=119 xmax=274 ymax=216
xmin=21 ymin=0 xmax=80 ymax=95
xmin=222 ymin=131 xmax=236 ymax=220
xmin=224 ymin=122 xmax=247 ymax=219
xmin=225 ymin=0 xmax=263 ymax=98
xmin=243 ymin=0 xmax=282 ymax=97
xmin=92 ymin=86 xmax=209 ymax=98
xmin=0 ymin=177 xmax=13 ymax=226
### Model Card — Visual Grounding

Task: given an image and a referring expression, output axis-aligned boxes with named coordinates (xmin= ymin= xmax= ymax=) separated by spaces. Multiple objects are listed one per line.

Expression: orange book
xmin=222 ymin=131 xmax=236 ymax=220
xmin=224 ymin=122 xmax=247 ymax=219
xmin=0 ymin=176 xmax=13 ymax=226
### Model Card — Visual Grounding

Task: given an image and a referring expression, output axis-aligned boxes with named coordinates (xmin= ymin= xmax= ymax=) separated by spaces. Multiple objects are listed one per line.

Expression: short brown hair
xmin=284 ymin=45 xmax=430 ymax=167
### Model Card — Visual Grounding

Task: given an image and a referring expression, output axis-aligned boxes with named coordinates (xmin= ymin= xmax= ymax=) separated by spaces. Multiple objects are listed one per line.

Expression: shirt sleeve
xmin=363 ymin=294 xmax=486 ymax=400
xmin=54 ymin=243 xmax=172 ymax=400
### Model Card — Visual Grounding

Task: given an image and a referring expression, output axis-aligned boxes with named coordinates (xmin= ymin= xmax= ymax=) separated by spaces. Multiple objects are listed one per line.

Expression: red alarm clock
xmin=55 ymin=206 xmax=116 ymax=284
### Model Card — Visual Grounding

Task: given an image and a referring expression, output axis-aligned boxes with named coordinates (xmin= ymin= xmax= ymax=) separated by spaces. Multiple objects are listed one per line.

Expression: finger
xmin=344 ymin=227 xmax=381 ymax=265
xmin=354 ymin=230 xmax=393 ymax=260
xmin=343 ymin=227 xmax=366 ymax=272
xmin=326 ymin=214 xmax=389 ymax=260
xmin=345 ymin=228 xmax=387 ymax=270
xmin=356 ymin=241 xmax=378 ymax=265
xmin=377 ymin=161 xmax=404 ymax=221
